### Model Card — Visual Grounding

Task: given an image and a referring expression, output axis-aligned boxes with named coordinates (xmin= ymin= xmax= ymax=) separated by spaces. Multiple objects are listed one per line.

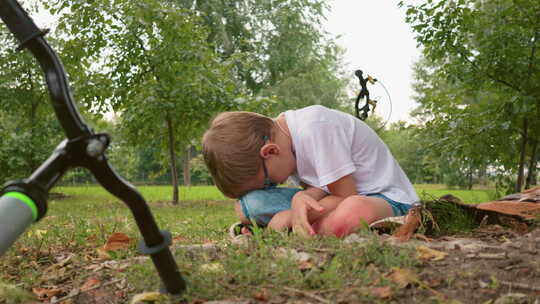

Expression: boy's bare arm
xmin=326 ymin=174 xmax=358 ymax=198
xmin=299 ymin=182 xmax=327 ymax=201
xmin=291 ymin=184 xmax=326 ymax=235
xmin=306 ymin=195 xmax=343 ymax=222
xmin=268 ymin=196 xmax=342 ymax=231
xmin=268 ymin=210 xmax=292 ymax=231
xmin=292 ymin=178 xmax=356 ymax=235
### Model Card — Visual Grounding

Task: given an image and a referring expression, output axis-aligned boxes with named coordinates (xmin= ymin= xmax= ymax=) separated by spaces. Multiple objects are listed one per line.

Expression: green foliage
xmin=0 ymin=26 xmax=64 ymax=182
xmin=420 ymin=200 xmax=477 ymax=236
xmin=189 ymin=154 xmax=213 ymax=185
xmin=380 ymin=121 xmax=442 ymax=184
xmin=0 ymin=282 xmax=34 ymax=304
xmin=401 ymin=0 xmax=540 ymax=191
xmin=178 ymin=0 xmax=333 ymax=91
xmin=41 ymin=0 xmax=346 ymax=197
xmin=47 ymin=0 xmax=242 ymax=201
xmin=177 ymin=0 xmax=348 ymax=114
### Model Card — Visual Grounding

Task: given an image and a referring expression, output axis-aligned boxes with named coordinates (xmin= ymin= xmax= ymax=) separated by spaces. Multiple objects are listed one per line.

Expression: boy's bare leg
xmin=311 ymin=195 xmax=393 ymax=238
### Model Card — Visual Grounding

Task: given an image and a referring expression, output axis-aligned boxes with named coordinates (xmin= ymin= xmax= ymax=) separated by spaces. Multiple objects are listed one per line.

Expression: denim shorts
xmin=239 ymin=187 xmax=301 ymax=226
xmin=239 ymin=187 xmax=412 ymax=226
xmin=366 ymin=193 xmax=413 ymax=217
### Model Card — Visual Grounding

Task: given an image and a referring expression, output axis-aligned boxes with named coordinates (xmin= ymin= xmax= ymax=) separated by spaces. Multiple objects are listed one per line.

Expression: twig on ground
xmin=499 ymin=280 xmax=540 ymax=291
xmin=296 ymin=246 xmax=333 ymax=253
xmin=51 ymin=278 xmax=123 ymax=303
xmin=466 ymin=252 xmax=507 ymax=259
xmin=283 ymin=287 xmax=331 ymax=304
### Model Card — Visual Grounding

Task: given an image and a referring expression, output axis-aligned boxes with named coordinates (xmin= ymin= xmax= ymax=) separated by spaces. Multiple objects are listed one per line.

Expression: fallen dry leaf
xmin=81 ymin=277 xmax=101 ymax=291
xmin=172 ymin=235 xmax=188 ymax=243
xmin=253 ymin=289 xmax=269 ymax=301
xmin=96 ymin=247 xmax=111 ymax=260
xmin=41 ymin=266 xmax=67 ymax=281
xmin=417 ymin=245 xmax=448 ymax=261
xmin=425 ymin=277 xmax=443 ymax=288
xmin=200 ymin=262 xmax=224 ymax=273
xmin=130 ymin=291 xmax=165 ymax=304
xmin=387 ymin=268 xmax=419 ymax=289
xmin=370 ymin=286 xmax=393 ymax=299
xmin=103 ymin=232 xmax=131 ymax=251
xmin=32 ymin=287 xmax=63 ymax=300
xmin=393 ymin=207 xmax=421 ymax=241
xmin=298 ymin=260 xmax=315 ymax=270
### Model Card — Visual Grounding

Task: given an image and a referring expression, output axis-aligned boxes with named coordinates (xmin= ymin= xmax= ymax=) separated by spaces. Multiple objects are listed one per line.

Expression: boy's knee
xmin=324 ymin=196 xmax=380 ymax=237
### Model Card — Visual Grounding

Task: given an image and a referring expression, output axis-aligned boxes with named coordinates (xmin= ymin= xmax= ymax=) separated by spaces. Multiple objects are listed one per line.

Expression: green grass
xmin=414 ymin=184 xmax=497 ymax=204
xmin=55 ymin=185 xmax=227 ymax=202
xmin=55 ymin=183 xmax=498 ymax=205
xmin=55 ymin=183 xmax=497 ymax=204
xmin=1 ymin=184 xmax=496 ymax=303
xmin=128 ymin=230 xmax=417 ymax=302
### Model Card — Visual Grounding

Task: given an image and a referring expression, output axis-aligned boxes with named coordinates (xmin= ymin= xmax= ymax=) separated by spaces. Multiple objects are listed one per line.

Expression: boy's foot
xmin=228 ymin=222 xmax=254 ymax=239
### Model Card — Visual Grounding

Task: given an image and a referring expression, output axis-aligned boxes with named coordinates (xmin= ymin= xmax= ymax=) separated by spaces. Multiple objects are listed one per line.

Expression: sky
xmin=323 ymin=1 xmax=421 ymax=123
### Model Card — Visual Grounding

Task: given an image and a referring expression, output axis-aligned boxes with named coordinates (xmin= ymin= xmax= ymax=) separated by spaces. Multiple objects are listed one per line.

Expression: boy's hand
xmin=291 ymin=191 xmax=324 ymax=236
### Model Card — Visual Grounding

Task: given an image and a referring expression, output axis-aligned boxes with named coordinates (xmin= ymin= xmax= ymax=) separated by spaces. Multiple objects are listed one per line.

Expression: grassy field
xmin=414 ymin=184 xmax=497 ymax=204
xmin=0 ymin=184 xmax=500 ymax=303
xmin=57 ymin=183 xmax=497 ymax=205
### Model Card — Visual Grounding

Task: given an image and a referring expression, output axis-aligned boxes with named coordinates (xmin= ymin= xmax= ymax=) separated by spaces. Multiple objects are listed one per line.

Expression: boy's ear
xmin=260 ymin=143 xmax=280 ymax=159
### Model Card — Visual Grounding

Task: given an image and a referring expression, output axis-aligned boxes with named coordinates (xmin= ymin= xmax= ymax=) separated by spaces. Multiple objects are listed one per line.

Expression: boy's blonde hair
xmin=202 ymin=111 xmax=274 ymax=198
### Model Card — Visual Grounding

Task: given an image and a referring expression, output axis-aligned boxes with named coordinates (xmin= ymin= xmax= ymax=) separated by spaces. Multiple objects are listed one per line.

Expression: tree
xmin=177 ymin=1 xmax=330 ymax=89
xmin=50 ymin=0 xmax=237 ymax=204
xmin=259 ymin=53 xmax=350 ymax=116
xmin=401 ymin=0 xmax=540 ymax=191
xmin=46 ymin=0 xmax=348 ymax=198
xmin=177 ymin=0 xmax=348 ymax=114
xmin=410 ymin=56 xmax=520 ymax=189
xmin=380 ymin=121 xmax=436 ymax=185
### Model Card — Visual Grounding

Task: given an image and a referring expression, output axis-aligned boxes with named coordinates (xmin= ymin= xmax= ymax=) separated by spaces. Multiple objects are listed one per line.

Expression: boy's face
xmin=237 ymin=149 xmax=296 ymax=195
xmin=264 ymin=153 xmax=296 ymax=186
xmin=256 ymin=143 xmax=296 ymax=189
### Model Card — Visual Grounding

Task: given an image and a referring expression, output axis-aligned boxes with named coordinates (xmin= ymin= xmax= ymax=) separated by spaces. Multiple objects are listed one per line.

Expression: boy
xmin=203 ymin=105 xmax=419 ymax=237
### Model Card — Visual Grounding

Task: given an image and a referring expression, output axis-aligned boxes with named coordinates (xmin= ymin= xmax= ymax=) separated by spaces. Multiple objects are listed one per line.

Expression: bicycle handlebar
xmin=0 ymin=0 xmax=41 ymax=47
xmin=0 ymin=192 xmax=37 ymax=255
xmin=0 ymin=0 xmax=186 ymax=294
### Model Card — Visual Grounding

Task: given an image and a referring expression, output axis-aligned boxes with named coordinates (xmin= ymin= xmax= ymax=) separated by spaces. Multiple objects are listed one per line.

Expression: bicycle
xmin=353 ymin=69 xmax=393 ymax=130
xmin=0 ymin=0 xmax=185 ymax=295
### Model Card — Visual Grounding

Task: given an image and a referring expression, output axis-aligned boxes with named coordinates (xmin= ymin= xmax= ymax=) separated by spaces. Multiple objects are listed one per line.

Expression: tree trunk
xmin=183 ymin=146 xmax=191 ymax=186
xmin=166 ymin=116 xmax=179 ymax=205
xmin=467 ymin=163 xmax=473 ymax=190
xmin=526 ymin=138 xmax=538 ymax=189
xmin=516 ymin=118 xmax=528 ymax=192
xmin=527 ymin=97 xmax=540 ymax=189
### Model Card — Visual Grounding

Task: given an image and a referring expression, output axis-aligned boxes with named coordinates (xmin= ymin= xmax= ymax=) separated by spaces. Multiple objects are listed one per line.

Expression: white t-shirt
xmin=284 ymin=105 xmax=419 ymax=205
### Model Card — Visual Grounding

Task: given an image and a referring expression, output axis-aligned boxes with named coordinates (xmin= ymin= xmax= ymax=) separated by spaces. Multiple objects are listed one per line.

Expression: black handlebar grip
xmin=0 ymin=0 xmax=44 ymax=48
xmin=0 ymin=192 xmax=37 ymax=255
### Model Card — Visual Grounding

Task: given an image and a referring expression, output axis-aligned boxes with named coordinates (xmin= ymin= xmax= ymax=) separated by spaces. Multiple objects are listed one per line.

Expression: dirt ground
xmin=201 ymin=224 xmax=540 ymax=304
xmin=389 ymin=224 xmax=540 ymax=304
xmin=30 ymin=224 xmax=539 ymax=304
